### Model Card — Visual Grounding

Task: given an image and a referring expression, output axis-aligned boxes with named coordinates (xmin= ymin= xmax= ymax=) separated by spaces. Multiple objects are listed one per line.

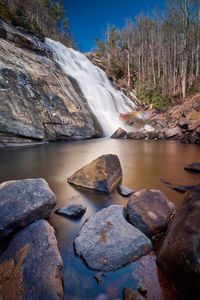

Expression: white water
xmin=45 ymin=38 xmax=136 ymax=136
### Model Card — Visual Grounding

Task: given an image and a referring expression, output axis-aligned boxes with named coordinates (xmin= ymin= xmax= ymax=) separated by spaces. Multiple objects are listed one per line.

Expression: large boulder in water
xmin=157 ymin=184 xmax=200 ymax=298
xmin=126 ymin=189 xmax=176 ymax=238
xmin=0 ymin=178 xmax=56 ymax=238
xmin=0 ymin=219 xmax=63 ymax=300
xmin=67 ymin=154 xmax=122 ymax=193
xmin=74 ymin=205 xmax=152 ymax=272
xmin=111 ymin=127 xmax=127 ymax=138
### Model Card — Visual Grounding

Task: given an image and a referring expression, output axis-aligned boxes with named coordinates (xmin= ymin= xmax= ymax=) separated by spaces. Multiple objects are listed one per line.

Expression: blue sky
xmin=65 ymin=0 xmax=165 ymax=52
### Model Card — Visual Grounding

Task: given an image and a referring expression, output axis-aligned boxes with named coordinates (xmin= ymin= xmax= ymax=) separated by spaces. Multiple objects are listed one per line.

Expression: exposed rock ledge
xmin=0 ymin=19 xmax=101 ymax=147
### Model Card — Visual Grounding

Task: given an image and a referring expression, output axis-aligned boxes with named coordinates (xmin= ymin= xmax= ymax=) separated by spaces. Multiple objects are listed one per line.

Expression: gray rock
xmin=184 ymin=162 xmax=200 ymax=172
xmin=118 ymin=185 xmax=134 ymax=197
xmin=127 ymin=189 xmax=176 ymax=238
xmin=127 ymin=131 xmax=146 ymax=140
xmin=68 ymin=154 xmax=122 ymax=193
xmin=56 ymin=204 xmax=86 ymax=218
xmin=0 ymin=178 xmax=56 ymax=238
xmin=157 ymin=184 xmax=200 ymax=298
xmin=74 ymin=205 xmax=152 ymax=272
xmin=0 ymin=220 xmax=63 ymax=300
xmin=165 ymin=127 xmax=181 ymax=138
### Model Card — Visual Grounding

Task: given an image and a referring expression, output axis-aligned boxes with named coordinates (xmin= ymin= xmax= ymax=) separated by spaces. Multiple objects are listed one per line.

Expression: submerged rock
xmin=74 ymin=205 xmax=152 ymax=272
xmin=126 ymin=189 xmax=176 ymax=238
xmin=184 ymin=162 xmax=200 ymax=172
xmin=0 ymin=220 xmax=63 ymax=300
xmin=117 ymin=185 xmax=134 ymax=197
xmin=56 ymin=204 xmax=86 ymax=218
xmin=67 ymin=154 xmax=122 ymax=193
xmin=123 ymin=287 xmax=145 ymax=300
xmin=0 ymin=178 xmax=56 ymax=238
xmin=157 ymin=184 xmax=200 ymax=298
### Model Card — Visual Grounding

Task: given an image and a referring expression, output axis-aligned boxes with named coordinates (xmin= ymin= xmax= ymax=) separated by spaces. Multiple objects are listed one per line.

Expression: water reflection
xmin=0 ymin=139 xmax=199 ymax=299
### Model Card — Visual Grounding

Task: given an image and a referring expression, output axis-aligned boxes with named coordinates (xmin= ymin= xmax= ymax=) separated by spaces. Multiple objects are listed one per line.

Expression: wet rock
xmin=0 ymin=178 xmax=56 ymax=238
xmin=56 ymin=204 xmax=86 ymax=218
xmin=123 ymin=287 xmax=145 ymax=300
xmin=127 ymin=131 xmax=146 ymax=140
xmin=165 ymin=127 xmax=181 ymax=138
xmin=74 ymin=205 xmax=152 ymax=272
xmin=118 ymin=185 xmax=134 ymax=197
xmin=157 ymin=184 xmax=200 ymax=298
xmin=184 ymin=162 xmax=200 ymax=172
xmin=111 ymin=127 xmax=127 ymax=138
xmin=0 ymin=220 xmax=63 ymax=300
xmin=172 ymin=185 xmax=196 ymax=193
xmin=145 ymin=131 xmax=159 ymax=140
xmin=127 ymin=189 xmax=176 ymax=238
xmin=67 ymin=154 xmax=122 ymax=193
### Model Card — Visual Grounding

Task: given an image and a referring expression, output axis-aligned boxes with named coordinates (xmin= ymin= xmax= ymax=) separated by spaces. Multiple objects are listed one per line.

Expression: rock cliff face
xmin=0 ymin=19 xmax=101 ymax=147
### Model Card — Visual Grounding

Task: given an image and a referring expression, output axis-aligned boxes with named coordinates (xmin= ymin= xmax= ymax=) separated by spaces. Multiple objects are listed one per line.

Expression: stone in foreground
xmin=74 ymin=205 xmax=152 ymax=272
xmin=157 ymin=184 xmax=200 ymax=298
xmin=184 ymin=162 xmax=200 ymax=172
xmin=127 ymin=189 xmax=176 ymax=238
xmin=0 ymin=220 xmax=63 ymax=300
xmin=67 ymin=154 xmax=122 ymax=193
xmin=0 ymin=178 xmax=56 ymax=238
xmin=56 ymin=204 xmax=86 ymax=218
xmin=118 ymin=185 xmax=134 ymax=197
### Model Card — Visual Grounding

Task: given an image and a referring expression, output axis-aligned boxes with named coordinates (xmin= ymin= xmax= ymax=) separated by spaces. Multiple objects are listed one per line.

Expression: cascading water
xmin=45 ymin=38 xmax=137 ymax=136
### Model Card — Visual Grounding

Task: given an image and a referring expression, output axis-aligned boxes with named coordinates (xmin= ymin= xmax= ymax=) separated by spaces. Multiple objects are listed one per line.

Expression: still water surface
xmin=0 ymin=139 xmax=199 ymax=299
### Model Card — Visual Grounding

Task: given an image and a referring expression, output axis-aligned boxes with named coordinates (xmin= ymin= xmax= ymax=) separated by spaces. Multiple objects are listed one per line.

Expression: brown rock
xmin=67 ymin=154 xmax=122 ymax=193
xmin=127 ymin=131 xmax=146 ymax=140
xmin=157 ymin=184 xmax=200 ymax=299
xmin=111 ymin=127 xmax=127 ymax=138
xmin=127 ymin=189 xmax=176 ymax=238
xmin=165 ymin=127 xmax=181 ymax=138
xmin=123 ymin=287 xmax=145 ymax=300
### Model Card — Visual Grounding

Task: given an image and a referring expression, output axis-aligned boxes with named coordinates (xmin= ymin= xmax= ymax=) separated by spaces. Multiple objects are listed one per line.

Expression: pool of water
xmin=0 ymin=139 xmax=199 ymax=299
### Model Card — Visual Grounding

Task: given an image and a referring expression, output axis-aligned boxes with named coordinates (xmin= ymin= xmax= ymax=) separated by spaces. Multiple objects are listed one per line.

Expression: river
xmin=0 ymin=138 xmax=199 ymax=299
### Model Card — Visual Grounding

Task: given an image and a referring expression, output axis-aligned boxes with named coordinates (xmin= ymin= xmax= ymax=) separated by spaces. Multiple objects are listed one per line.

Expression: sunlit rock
xmin=0 ymin=220 xmax=63 ymax=300
xmin=74 ymin=205 xmax=152 ymax=272
xmin=67 ymin=154 xmax=122 ymax=193
xmin=126 ymin=189 xmax=176 ymax=238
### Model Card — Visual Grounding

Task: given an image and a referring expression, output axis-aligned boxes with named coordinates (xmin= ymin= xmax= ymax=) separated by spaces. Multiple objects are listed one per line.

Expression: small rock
xmin=137 ymin=279 xmax=147 ymax=296
xmin=184 ymin=162 xmax=200 ymax=172
xmin=172 ymin=185 xmax=196 ymax=193
xmin=74 ymin=205 xmax=152 ymax=272
xmin=123 ymin=287 xmax=145 ymax=300
xmin=67 ymin=154 xmax=122 ymax=193
xmin=127 ymin=189 xmax=176 ymax=238
xmin=127 ymin=131 xmax=146 ymax=140
xmin=94 ymin=273 xmax=103 ymax=284
xmin=118 ymin=185 xmax=134 ymax=197
xmin=0 ymin=178 xmax=56 ymax=238
xmin=56 ymin=204 xmax=86 ymax=218
xmin=0 ymin=220 xmax=63 ymax=300
xmin=111 ymin=127 xmax=127 ymax=138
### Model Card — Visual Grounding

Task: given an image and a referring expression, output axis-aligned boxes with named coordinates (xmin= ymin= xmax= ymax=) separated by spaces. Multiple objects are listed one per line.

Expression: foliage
xmin=186 ymin=85 xmax=200 ymax=95
xmin=0 ymin=3 xmax=10 ymax=21
xmin=110 ymin=59 xmax=124 ymax=79
xmin=136 ymin=82 xmax=170 ymax=110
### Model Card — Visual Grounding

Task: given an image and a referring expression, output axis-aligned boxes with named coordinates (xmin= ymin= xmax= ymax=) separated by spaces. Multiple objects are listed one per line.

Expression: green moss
xmin=186 ymin=85 xmax=200 ymax=95
xmin=0 ymin=4 xmax=11 ymax=21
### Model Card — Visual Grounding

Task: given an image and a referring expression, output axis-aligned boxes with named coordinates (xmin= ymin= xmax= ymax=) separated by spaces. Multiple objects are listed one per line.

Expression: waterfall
xmin=45 ymin=38 xmax=137 ymax=136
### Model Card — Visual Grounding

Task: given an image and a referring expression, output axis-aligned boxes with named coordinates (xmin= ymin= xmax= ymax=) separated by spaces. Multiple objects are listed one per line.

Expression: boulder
xmin=111 ymin=127 xmax=127 ymax=138
xmin=117 ymin=185 xmax=134 ymax=197
xmin=157 ymin=184 xmax=200 ymax=298
xmin=184 ymin=162 xmax=200 ymax=172
xmin=0 ymin=220 xmax=63 ymax=300
xmin=127 ymin=131 xmax=146 ymax=140
xmin=67 ymin=154 xmax=122 ymax=193
xmin=164 ymin=127 xmax=181 ymax=138
xmin=126 ymin=189 xmax=176 ymax=238
xmin=56 ymin=204 xmax=86 ymax=218
xmin=0 ymin=178 xmax=56 ymax=238
xmin=74 ymin=205 xmax=152 ymax=272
